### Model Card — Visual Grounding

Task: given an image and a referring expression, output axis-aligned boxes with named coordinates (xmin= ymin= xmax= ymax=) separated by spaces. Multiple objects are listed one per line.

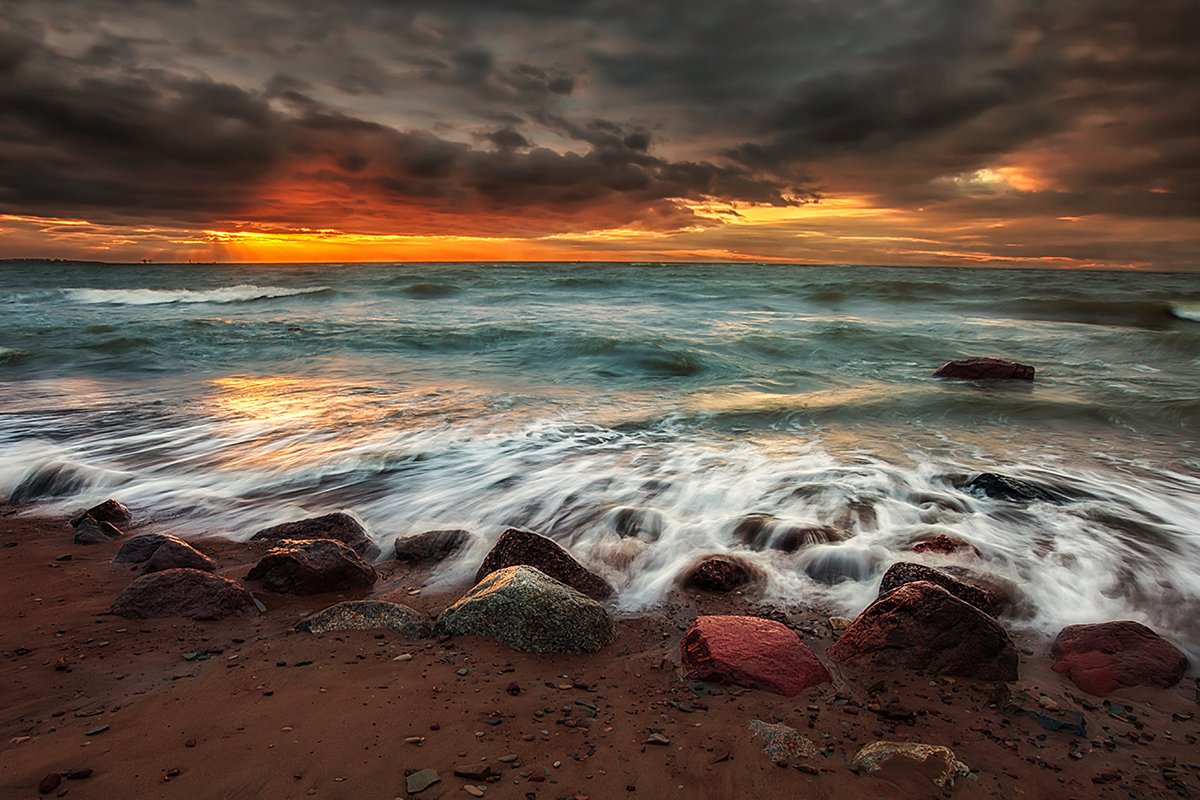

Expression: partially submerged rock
xmin=961 ymin=472 xmax=1065 ymax=503
xmin=73 ymin=517 xmax=122 ymax=545
xmin=851 ymin=741 xmax=970 ymax=789
xmin=71 ymin=498 xmax=133 ymax=528
xmin=474 ymin=528 xmax=612 ymax=600
xmin=297 ymin=600 xmax=430 ymax=638
xmin=111 ymin=568 xmax=256 ymax=620
xmin=607 ymin=506 xmax=665 ymax=542
xmin=681 ymin=554 xmax=756 ymax=592
xmin=680 ymin=615 xmax=831 ymax=696
xmin=733 ymin=513 xmax=846 ymax=553
xmin=878 ymin=562 xmax=1005 ymax=617
xmin=435 ymin=565 xmax=616 ymax=654
xmin=910 ymin=533 xmax=980 ymax=559
xmin=393 ymin=529 xmax=473 ymax=563
xmin=1050 ymin=620 xmax=1189 ymax=696
xmin=250 ymin=511 xmax=380 ymax=559
xmin=933 ymin=357 xmax=1034 ymax=381
xmin=801 ymin=545 xmax=880 ymax=584
xmin=247 ymin=538 xmax=377 ymax=595
xmin=748 ymin=719 xmax=817 ymax=765
xmin=828 ymin=581 xmax=1019 ymax=681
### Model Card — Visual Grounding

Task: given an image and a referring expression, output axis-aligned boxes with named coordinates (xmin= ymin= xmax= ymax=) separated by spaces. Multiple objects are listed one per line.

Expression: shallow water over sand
xmin=1 ymin=262 xmax=1198 ymax=657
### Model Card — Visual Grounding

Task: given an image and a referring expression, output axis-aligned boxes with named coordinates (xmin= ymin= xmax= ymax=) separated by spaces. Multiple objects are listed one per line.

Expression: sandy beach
xmin=1 ymin=506 xmax=1196 ymax=800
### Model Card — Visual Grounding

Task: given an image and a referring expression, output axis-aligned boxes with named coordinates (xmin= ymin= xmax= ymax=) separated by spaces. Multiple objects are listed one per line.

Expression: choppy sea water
xmin=1 ymin=261 xmax=1198 ymax=657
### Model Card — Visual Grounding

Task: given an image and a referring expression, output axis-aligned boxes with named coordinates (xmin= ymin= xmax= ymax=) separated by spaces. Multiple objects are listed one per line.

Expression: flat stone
xmin=748 ymin=720 xmax=817 ymax=764
xmin=295 ymin=600 xmax=430 ymax=638
xmin=406 ymin=768 xmax=440 ymax=794
xmin=851 ymin=741 xmax=970 ymax=788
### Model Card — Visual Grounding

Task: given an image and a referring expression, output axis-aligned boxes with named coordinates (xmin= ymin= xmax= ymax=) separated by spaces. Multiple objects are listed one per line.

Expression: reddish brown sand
xmin=1 ymin=510 xmax=1197 ymax=799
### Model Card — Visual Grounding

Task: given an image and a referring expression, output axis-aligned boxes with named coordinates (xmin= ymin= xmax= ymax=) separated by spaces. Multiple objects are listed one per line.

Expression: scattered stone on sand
xmin=38 ymin=773 xmax=61 ymax=795
xmin=73 ymin=517 xmax=123 ymax=545
xmin=961 ymin=472 xmax=1065 ymax=503
xmin=435 ymin=565 xmax=616 ymax=654
xmin=1050 ymin=620 xmax=1189 ymax=696
xmin=828 ymin=581 xmax=1019 ymax=681
xmin=680 ymin=615 xmax=831 ymax=696
xmin=464 ymin=785 xmax=485 ymax=797
xmin=393 ymin=529 xmax=474 ymax=563
xmin=910 ymin=533 xmax=980 ymax=559
xmin=850 ymin=741 xmax=970 ymax=788
xmin=732 ymin=513 xmax=846 ymax=552
xmin=828 ymin=616 xmax=852 ymax=632
xmin=748 ymin=720 xmax=818 ymax=765
xmin=111 ymin=568 xmax=257 ymax=620
xmin=681 ymin=554 xmax=756 ymax=592
xmin=474 ymin=528 xmax=612 ymax=600
xmin=250 ymin=511 xmax=380 ymax=559
xmin=933 ymin=357 xmax=1034 ymax=381
xmin=114 ymin=533 xmax=188 ymax=564
xmin=246 ymin=538 xmax=377 ymax=595
xmin=140 ymin=537 xmax=216 ymax=575
xmin=878 ymin=562 xmax=1006 ymax=617
xmin=644 ymin=732 xmax=670 ymax=745
xmin=406 ymin=768 xmax=440 ymax=794
xmin=295 ymin=600 xmax=431 ymax=637
xmin=453 ymin=765 xmax=496 ymax=781
xmin=608 ymin=506 xmax=665 ymax=542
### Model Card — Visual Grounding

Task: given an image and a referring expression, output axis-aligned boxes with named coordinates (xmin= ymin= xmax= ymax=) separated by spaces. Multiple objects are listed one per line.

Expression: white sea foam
xmin=63 ymin=285 xmax=330 ymax=305
xmin=1170 ymin=301 xmax=1200 ymax=322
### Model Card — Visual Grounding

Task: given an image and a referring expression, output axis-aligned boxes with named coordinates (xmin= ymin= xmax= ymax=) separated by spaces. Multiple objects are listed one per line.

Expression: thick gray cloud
xmin=0 ymin=0 xmax=1197 ymax=259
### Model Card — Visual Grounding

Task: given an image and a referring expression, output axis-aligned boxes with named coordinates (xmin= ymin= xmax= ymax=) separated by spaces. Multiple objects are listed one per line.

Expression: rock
xmin=9 ymin=465 xmax=90 ymax=503
xmin=827 ymin=581 xmax=1018 ymax=680
xmin=73 ymin=517 xmax=122 ymax=545
xmin=114 ymin=533 xmax=187 ymax=564
xmin=828 ymin=616 xmax=852 ymax=632
xmin=71 ymin=498 xmax=133 ymax=528
xmin=111 ymin=568 xmax=256 ymax=620
xmin=748 ymin=719 xmax=817 ymax=764
xmin=435 ymin=565 xmax=616 ymax=654
xmin=406 ymin=768 xmax=440 ymax=794
xmin=800 ymin=545 xmax=879 ymax=584
xmin=961 ymin=472 xmax=1065 ymax=503
xmin=464 ymin=785 xmax=485 ymax=797
xmin=246 ymin=538 xmax=377 ymax=595
xmin=296 ymin=600 xmax=430 ymax=638
xmin=681 ymin=555 xmax=756 ymax=592
xmin=878 ymin=562 xmax=1005 ymax=617
xmin=141 ymin=538 xmax=216 ymax=575
xmin=850 ymin=741 xmax=970 ymax=788
xmin=250 ymin=511 xmax=379 ymax=559
xmin=911 ymin=534 xmax=980 ymax=559
xmin=38 ymin=773 xmax=62 ymax=795
xmin=393 ymin=529 xmax=473 ymax=563
xmin=933 ymin=357 xmax=1034 ymax=381
xmin=474 ymin=528 xmax=612 ymax=600
xmin=453 ymin=765 xmax=497 ymax=781
xmin=680 ymin=615 xmax=832 ymax=696
xmin=1050 ymin=620 xmax=1189 ymax=696
xmin=608 ymin=506 xmax=665 ymax=541
xmin=733 ymin=513 xmax=846 ymax=552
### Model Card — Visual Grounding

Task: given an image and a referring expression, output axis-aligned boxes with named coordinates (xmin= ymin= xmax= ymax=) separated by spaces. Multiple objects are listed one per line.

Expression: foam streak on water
xmin=1 ymin=262 xmax=1198 ymax=659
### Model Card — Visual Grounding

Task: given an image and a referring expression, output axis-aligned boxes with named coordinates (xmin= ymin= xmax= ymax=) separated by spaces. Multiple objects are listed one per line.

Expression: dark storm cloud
xmin=1 ymin=0 xmax=1198 ymax=254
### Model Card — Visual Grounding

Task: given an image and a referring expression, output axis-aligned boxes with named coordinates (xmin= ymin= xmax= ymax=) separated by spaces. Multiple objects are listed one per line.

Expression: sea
xmin=1 ymin=261 xmax=1198 ymax=657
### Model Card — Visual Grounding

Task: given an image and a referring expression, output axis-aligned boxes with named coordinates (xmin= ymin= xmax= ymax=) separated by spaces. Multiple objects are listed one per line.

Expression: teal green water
xmin=1 ymin=262 xmax=1198 ymax=656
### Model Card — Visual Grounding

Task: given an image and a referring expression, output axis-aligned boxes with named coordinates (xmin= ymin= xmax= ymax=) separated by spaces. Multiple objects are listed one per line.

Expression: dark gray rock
xmin=71 ymin=499 xmax=133 ymax=528
xmin=142 ymin=538 xmax=216 ymax=574
xmin=73 ymin=517 xmax=122 ymax=545
xmin=435 ymin=565 xmax=616 ymax=654
xmin=250 ymin=511 xmax=379 ymax=559
xmin=961 ymin=473 xmax=1066 ymax=504
xmin=878 ymin=562 xmax=1006 ymax=617
xmin=114 ymin=533 xmax=184 ymax=564
xmin=393 ymin=529 xmax=473 ymax=563
xmin=296 ymin=600 xmax=431 ymax=637
xmin=247 ymin=538 xmax=377 ymax=595
xmin=111 ymin=568 xmax=256 ymax=620
xmin=474 ymin=528 xmax=612 ymax=600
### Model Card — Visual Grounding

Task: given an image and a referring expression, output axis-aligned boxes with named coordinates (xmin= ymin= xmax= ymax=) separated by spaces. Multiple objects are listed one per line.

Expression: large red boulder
xmin=112 ymin=568 xmax=256 ymax=620
xmin=680 ymin=615 xmax=831 ymax=696
xmin=250 ymin=511 xmax=380 ymax=559
xmin=828 ymin=581 xmax=1018 ymax=681
xmin=1050 ymin=621 xmax=1189 ymax=696
xmin=681 ymin=555 xmax=756 ymax=592
xmin=475 ymin=528 xmax=612 ymax=600
xmin=247 ymin=538 xmax=377 ymax=595
xmin=933 ymin=357 xmax=1034 ymax=380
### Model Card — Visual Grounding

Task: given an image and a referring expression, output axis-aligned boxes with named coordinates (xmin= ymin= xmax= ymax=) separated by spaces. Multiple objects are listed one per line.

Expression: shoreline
xmin=2 ymin=508 xmax=1198 ymax=799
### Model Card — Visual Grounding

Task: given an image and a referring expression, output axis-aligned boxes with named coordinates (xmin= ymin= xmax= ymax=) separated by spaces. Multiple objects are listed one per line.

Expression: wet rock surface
xmin=733 ymin=513 xmax=846 ymax=552
xmin=247 ymin=538 xmax=378 ymax=595
xmin=111 ymin=568 xmax=256 ymax=620
xmin=961 ymin=472 xmax=1066 ymax=503
xmin=296 ymin=600 xmax=430 ymax=637
xmin=828 ymin=580 xmax=1019 ymax=680
xmin=435 ymin=564 xmax=616 ymax=654
xmin=680 ymin=615 xmax=831 ymax=696
xmin=878 ymin=561 xmax=1006 ymax=617
xmin=933 ymin=357 xmax=1034 ymax=380
xmin=474 ymin=528 xmax=612 ymax=600
xmin=250 ymin=511 xmax=380 ymax=559
xmin=681 ymin=554 xmax=755 ymax=592
xmin=71 ymin=499 xmax=133 ymax=528
xmin=1051 ymin=620 xmax=1189 ymax=696
xmin=393 ymin=529 xmax=473 ymax=563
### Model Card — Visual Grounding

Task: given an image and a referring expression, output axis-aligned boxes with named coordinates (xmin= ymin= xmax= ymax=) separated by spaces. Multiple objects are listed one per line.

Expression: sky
xmin=0 ymin=0 xmax=1197 ymax=268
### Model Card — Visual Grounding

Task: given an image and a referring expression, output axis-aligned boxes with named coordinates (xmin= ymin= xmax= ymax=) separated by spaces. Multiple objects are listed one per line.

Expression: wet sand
xmin=1 ymin=510 xmax=1197 ymax=799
